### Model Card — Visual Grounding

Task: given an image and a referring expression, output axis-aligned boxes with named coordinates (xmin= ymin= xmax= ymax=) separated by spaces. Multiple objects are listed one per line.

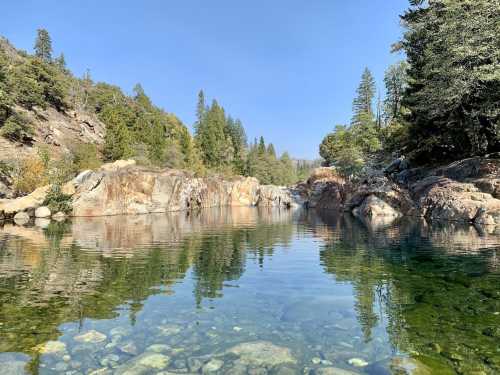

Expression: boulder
xmin=13 ymin=211 xmax=30 ymax=225
xmin=352 ymin=195 xmax=402 ymax=218
xmin=258 ymin=185 xmax=295 ymax=207
xmin=347 ymin=176 xmax=416 ymax=218
xmin=0 ymin=185 xmax=50 ymax=219
xmin=413 ymin=177 xmax=500 ymax=225
xmin=35 ymin=206 xmax=51 ymax=218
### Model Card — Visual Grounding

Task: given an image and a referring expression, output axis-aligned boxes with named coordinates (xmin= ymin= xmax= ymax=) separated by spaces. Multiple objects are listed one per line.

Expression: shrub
xmin=42 ymin=184 xmax=72 ymax=214
xmin=73 ymin=143 xmax=102 ymax=171
xmin=0 ymin=112 xmax=33 ymax=142
xmin=12 ymin=156 xmax=48 ymax=195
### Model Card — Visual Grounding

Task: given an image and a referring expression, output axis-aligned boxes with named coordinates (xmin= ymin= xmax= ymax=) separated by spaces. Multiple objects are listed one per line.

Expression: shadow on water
xmin=0 ymin=207 xmax=499 ymax=374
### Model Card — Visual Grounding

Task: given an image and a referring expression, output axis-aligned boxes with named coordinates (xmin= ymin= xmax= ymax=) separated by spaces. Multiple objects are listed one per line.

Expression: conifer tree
xmin=352 ymin=68 xmax=376 ymax=125
xmin=55 ymin=53 xmax=66 ymax=70
xmin=34 ymin=29 xmax=52 ymax=62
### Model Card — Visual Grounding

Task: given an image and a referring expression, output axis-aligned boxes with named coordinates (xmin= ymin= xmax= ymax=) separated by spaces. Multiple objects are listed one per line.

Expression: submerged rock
xmin=39 ymin=340 xmax=67 ymax=354
xmin=0 ymin=353 xmax=31 ymax=375
xmin=74 ymin=330 xmax=107 ymax=343
xmin=314 ymin=367 xmax=360 ymax=375
xmin=115 ymin=352 xmax=170 ymax=375
xmin=202 ymin=358 xmax=224 ymax=373
xmin=226 ymin=341 xmax=296 ymax=367
xmin=348 ymin=358 xmax=368 ymax=367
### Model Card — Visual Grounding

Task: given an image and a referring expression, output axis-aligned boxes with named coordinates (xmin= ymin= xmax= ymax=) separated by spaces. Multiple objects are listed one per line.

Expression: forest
xmin=0 ymin=29 xmax=314 ymax=197
xmin=320 ymin=0 xmax=499 ymax=177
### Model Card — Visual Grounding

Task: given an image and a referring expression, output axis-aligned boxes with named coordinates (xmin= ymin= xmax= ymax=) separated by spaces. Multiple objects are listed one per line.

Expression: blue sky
xmin=3 ymin=0 xmax=408 ymax=159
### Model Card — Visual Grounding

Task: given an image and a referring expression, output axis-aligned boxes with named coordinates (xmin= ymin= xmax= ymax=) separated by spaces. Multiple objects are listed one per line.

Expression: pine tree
xmin=194 ymin=90 xmax=205 ymax=133
xmin=267 ymin=143 xmax=276 ymax=158
xmin=55 ymin=53 xmax=66 ymax=70
xmin=102 ymin=106 xmax=132 ymax=161
xmin=352 ymin=68 xmax=376 ymax=125
xmin=257 ymin=136 xmax=266 ymax=155
xmin=401 ymin=0 xmax=500 ymax=161
xmin=34 ymin=29 xmax=52 ymax=62
xmin=383 ymin=61 xmax=408 ymax=122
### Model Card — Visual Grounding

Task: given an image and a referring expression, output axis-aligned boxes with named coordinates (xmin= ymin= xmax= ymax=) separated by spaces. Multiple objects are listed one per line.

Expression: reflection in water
xmin=0 ymin=207 xmax=499 ymax=374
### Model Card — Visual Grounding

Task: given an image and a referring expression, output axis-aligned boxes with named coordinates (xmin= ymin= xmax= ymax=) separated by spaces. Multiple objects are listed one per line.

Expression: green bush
xmin=73 ymin=143 xmax=102 ymax=171
xmin=43 ymin=184 xmax=72 ymax=214
xmin=0 ymin=112 xmax=33 ymax=142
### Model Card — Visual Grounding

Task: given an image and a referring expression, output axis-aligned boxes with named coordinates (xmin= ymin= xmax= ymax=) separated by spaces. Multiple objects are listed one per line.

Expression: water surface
xmin=0 ymin=207 xmax=499 ymax=374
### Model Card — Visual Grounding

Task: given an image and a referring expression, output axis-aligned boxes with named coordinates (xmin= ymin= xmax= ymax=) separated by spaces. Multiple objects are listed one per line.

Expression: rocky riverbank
xmin=299 ymin=156 xmax=500 ymax=227
xmin=0 ymin=160 xmax=298 ymax=222
xmin=1 ymin=157 xmax=499 ymax=228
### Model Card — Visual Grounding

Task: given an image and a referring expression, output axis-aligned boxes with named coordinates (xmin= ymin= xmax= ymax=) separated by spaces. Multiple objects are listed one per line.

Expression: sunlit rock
xmin=226 ymin=341 xmax=296 ymax=366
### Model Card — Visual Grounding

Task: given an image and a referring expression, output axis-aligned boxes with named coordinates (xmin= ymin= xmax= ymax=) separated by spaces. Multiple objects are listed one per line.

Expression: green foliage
xmin=401 ymin=0 xmax=500 ymax=163
xmin=42 ymin=184 xmax=72 ymax=214
xmin=383 ymin=61 xmax=409 ymax=123
xmin=102 ymin=105 xmax=133 ymax=161
xmin=34 ymin=29 xmax=52 ymax=62
xmin=319 ymin=125 xmax=365 ymax=178
xmin=0 ymin=112 xmax=33 ymax=142
xmin=73 ymin=143 xmax=102 ymax=171
xmin=352 ymin=68 xmax=376 ymax=125
xmin=246 ymin=137 xmax=298 ymax=185
xmin=195 ymin=99 xmax=234 ymax=169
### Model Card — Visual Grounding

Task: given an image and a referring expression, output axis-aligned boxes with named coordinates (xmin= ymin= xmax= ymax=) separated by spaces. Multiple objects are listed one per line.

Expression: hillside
xmin=0 ymin=32 xmax=313 ymax=198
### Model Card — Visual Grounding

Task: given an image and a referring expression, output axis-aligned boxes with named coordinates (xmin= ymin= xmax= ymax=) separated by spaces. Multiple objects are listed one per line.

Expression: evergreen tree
xmin=267 ymin=143 xmax=276 ymax=158
xmin=401 ymin=0 xmax=500 ymax=162
xmin=383 ymin=61 xmax=409 ymax=122
xmin=34 ymin=29 xmax=52 ymax=62
xmin=55 ymin=53 xmax=66 ymax=71
xmin=194 ymin=89 xmax=206 ymax=133
xmin=352 ymin=68 xmax=376 ymax=125
xmin=102 ymin=106 xmax=132 ymax=161
xmin=195 ymin=100 xmax=234 ymax=169
xmin=257 ymin=136 xmax=266 ymax=155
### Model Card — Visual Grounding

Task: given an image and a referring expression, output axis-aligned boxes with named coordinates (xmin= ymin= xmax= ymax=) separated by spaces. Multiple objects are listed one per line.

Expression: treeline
xmin=194 ymin=90 xmax=305 ymax=185
xmin=0 ymin=29 xmax=311 ymax=194
xmin=320 ymin=0 xmax=500 ymax=177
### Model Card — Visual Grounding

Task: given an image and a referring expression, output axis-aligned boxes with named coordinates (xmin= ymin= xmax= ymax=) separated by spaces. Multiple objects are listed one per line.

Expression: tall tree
xmin=352 ymin=68 xmax=376 ymax=125
xmin=34 ymin=29 xmax=52 ymax=62
xmin=195 ymin=90 xmax=206 ymax=133
xmin=401 ymin=0 xmax=500 ymax=162
xmin=383 ymin=61 xmax=409 ymax=122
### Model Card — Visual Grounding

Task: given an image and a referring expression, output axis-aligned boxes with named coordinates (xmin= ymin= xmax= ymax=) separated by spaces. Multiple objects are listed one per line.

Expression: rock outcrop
xmin=71 ymin=163 xmax=262 ymax=217
xmin=297 ymin=158 xmax=500 ymax=227
xmin=0 ymin=160 xmax=296 ymax=219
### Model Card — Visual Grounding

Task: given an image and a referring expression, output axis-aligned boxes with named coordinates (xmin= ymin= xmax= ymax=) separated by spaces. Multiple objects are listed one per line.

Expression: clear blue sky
xmin=3 ymin=0 xmax=408 ymax=159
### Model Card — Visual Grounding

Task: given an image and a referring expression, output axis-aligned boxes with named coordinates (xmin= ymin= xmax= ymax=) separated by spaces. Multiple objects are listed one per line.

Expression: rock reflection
xmin=0 ymin=207 xmax=498 ymax=374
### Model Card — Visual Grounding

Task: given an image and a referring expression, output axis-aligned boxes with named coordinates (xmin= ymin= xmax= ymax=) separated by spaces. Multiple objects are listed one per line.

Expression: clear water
xmin=0 ymin=207 xmax=499 ymax=374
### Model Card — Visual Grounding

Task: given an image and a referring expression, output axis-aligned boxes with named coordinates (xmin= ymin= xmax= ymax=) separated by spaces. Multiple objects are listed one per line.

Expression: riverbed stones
xmin=35 ymin=206 xmax=51 ymax=218
xmin=115 ymin=352 xmax=170 ymax=374
xmin=226 ymin=341 xmax=296 ymax=367
xmin=202 ymin=358 xmax=224 ymax=373
xmin=39 ymin=340 xmax=67 ymax=354
xmin=314 ymin=367 xmax=360 ymax=375
xmin=0 ymin=352 xmax=31 ymax=375
xmin=119 ymin=341 xmax=138 ymax=355
xmin=74 ymin=330 xmax=107 ymax=343
xmin=348 ymin=358 xmax=368 ymax=367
